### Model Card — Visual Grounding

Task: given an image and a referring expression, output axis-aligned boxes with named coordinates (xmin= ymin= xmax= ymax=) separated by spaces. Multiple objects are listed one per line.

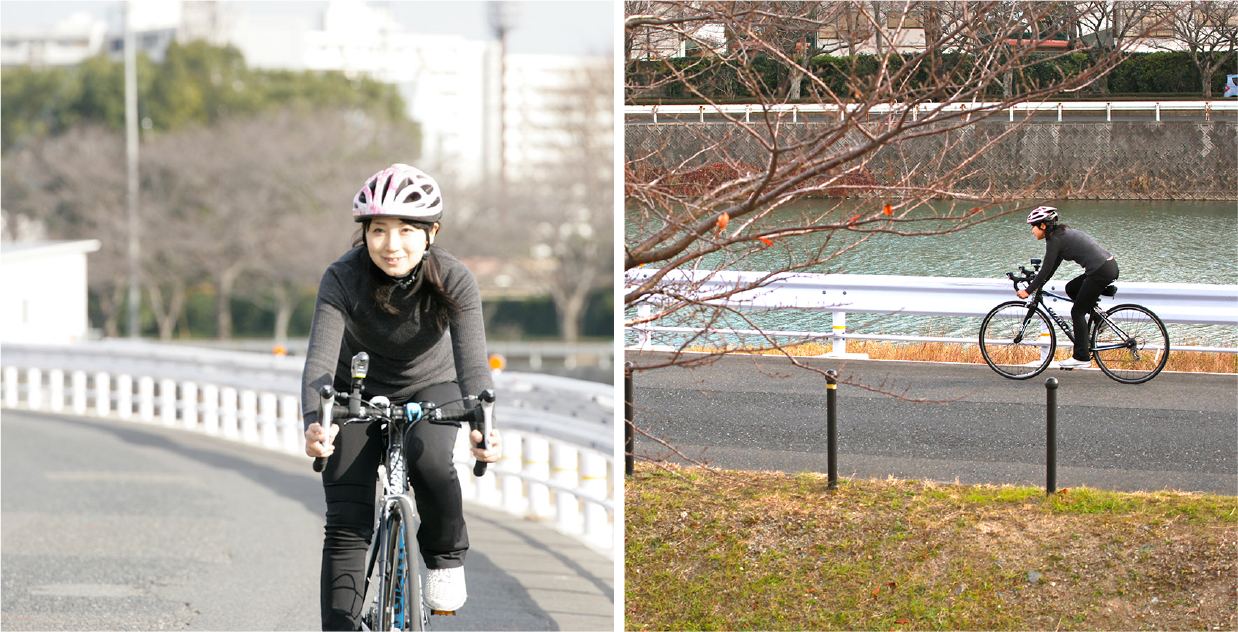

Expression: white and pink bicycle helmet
xmin=1026 ymin=205 xmax=1058 ymax=225
xmin=353 ymin=164 xmax=443 ymax=223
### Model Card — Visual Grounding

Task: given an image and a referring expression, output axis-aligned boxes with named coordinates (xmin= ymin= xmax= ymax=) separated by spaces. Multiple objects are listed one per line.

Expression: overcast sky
xmin=0 ymin=1 xmax=616 ymax=56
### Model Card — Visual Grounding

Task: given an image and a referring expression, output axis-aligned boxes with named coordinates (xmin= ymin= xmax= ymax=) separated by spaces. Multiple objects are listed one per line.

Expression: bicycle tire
xmin=980 ymin=301 xmax=1057 ymax=379
xmin=379 ymin=495 xmax=425 ymax=631
xmin=1092 ymin=304 xmax=1169 ymax=384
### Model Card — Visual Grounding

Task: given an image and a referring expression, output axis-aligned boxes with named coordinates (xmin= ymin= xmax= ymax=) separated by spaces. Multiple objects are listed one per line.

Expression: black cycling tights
xmin=319 ymin=381 xmax=468 ymax=631
xmin=1065 ymin=258 xmax=1119 ymax=362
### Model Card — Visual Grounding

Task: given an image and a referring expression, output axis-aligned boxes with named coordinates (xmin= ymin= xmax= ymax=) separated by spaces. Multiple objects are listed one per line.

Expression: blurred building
xmin=2 ymin=1 xmax=608 ymax=189
xmin=0 ymin=240 xmax=101 ymax=344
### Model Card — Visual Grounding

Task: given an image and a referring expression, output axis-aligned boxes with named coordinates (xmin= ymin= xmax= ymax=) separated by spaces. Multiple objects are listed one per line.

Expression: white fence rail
xmin=627 ymin=269 xmax=1238 ymax=354
xmin=0 ymin=342 xmax=615 ymax=553
xmin=626 ymin=100 xmax=1238 ymax=124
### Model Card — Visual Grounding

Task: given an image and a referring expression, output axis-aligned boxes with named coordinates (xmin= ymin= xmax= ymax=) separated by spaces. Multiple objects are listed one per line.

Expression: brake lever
xmin=313 ymin=385 xmax=336 ymax=473
xmin=472 ymin=390 xmax=496 ymax=477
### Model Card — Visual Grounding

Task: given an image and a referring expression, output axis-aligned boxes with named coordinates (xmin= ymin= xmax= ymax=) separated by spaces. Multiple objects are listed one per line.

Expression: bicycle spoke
xmin=1093 ymin=305 xmax=1169 ymax=384
xmin=981 ymin=302 xmax=1056 ymax=379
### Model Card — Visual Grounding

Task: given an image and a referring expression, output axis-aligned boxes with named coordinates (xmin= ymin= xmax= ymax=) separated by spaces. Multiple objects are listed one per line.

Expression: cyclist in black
xmin=1016 ymin=205 xmax=1120 ymax=369
xmin=301 ymin=164 xmax=501 ymax=630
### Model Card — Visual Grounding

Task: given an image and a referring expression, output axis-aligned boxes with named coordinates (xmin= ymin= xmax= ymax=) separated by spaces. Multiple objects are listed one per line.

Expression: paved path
xmin=1 ymin=410 xmax=613 ymax=631
xmin=627 ymin=352 xmax=1237 ymax=494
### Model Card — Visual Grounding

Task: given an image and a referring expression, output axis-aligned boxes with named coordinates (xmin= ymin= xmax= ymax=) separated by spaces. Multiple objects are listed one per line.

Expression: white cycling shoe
xmin=425 ymin=566 xmax=467 ymax=611
xmin=1058 ymin=357 xmax=1091 ymax=369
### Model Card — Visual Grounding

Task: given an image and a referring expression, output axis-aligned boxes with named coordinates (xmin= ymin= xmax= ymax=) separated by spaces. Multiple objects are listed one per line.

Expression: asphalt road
xmin=627 ymin=352 xmax=1238 ymax=495
xmin=1 ymin=410 xmax=613 ymax=631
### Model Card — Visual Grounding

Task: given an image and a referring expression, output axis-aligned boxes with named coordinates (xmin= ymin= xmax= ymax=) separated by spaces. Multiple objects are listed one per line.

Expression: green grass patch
xmin=626 ymin=464 xmax=1237 ymax=631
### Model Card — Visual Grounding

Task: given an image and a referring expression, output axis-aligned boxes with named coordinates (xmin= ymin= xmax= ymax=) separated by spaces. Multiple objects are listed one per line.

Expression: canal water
xmin=625 ymin=199 xmax=1237 ymax=348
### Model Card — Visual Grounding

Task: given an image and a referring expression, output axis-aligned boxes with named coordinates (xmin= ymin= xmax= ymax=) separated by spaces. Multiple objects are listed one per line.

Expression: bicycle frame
xmin=1026 ymin=288 xmax=1141 ymax=358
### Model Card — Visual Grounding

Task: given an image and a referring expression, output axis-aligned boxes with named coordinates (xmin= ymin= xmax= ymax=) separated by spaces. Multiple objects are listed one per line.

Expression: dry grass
xmin=706 ymin=340 xmax=1237 ymax=374
xmin=626 ymin=464 xmax=1238 ymax=631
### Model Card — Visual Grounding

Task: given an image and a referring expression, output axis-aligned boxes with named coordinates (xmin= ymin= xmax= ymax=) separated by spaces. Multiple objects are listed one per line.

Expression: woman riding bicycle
xmin=301 ymin=163 xmax=501 ymax=630
xmin=1016 ymin=205 xmax=1120 ymax=369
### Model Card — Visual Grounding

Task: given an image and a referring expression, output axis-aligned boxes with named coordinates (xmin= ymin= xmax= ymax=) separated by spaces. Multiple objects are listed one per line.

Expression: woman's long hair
xmin=1043 ymin=218 xmax=1069 ymax=237
xmin=355 ymin=218 xmax=461 ymax=330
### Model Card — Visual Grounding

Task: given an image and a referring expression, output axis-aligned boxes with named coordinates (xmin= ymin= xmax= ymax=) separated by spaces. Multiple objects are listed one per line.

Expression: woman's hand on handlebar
xmin=305 ymin=422 xmax=341 ymax=459
xmin=1016 ymin=289 xmax=1030 ymax=299
xmin=470 ymin=429 xmax=501 ymax=463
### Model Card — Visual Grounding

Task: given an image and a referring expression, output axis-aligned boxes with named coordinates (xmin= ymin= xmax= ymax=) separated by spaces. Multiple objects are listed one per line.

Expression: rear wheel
xmin=980 ymin=301 xmax=1057 ymax=379
xmin=1092 ymin=304 xmax=1169 ymax=384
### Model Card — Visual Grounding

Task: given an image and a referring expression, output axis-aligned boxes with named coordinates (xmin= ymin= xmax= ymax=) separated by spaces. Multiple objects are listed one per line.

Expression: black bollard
xmin=1045 ymin=377 xmax=1058 ymax=495
xmin=827 ymin=369 xmax=838 ymax=491
xmin=625 ymin=362 xmax=635 ymax=477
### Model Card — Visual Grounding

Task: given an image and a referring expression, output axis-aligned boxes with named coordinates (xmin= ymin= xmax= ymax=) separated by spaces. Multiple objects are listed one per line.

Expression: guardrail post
xmin=49 ymin=369 xmax=64 ymax=412
xmin=203 ymin=385 xmax=220 ymax=435
xmin=3 ymin=367 xmax=17 ymax=408
xmin=625 ymin=362 xmax=635 ymax=476
xmin=637 ymin=304 xmax=653 ymax=348
xmin=280 ymin=395 xmax=300 ymax=453
xmin=826 ymin=369 xmax=839 ymax=491
xmin=1057 ymin=103 xmax=1063 ymax=122
xmin=117 ymin=374 xmax=133 ymax=419
xmin=160 ymin=378 xmax=177 ymax=426
xmin=1045 ymin=377 xmax=1058 ymax=495
xmin=552 ymin=443 xmax=580 ymax=532
xmin=94 ymin=372 xmax=110 ymax=417
xmin=525 ymin=436 xmax=553 ymax=519
xmin=832 ymin=312 xmax=847 ymax=355
xmin=28 ymin=368 xmax=43 ymax=410
xmin=221 ymin=387 xmax=239 ymax=438
xmin=138 ymin=376 xmax=155 ymax=422
xmin=181 ymin=381 xmax=198 ymax=429
xmin=1106 ymin=102 xmax=1112 ymax=122
xmin=1155 ymin=102 xmax=1161 ymax=122
xmin=259 ymin=392 xmax=279 ymax=448
xmin=581 ymin=451 xmax=609 ymax=544
xmin=501 ymin=433 xmax=525 ymax=514
xmin=240 ymin=390 xmax=258 ymax=443
xmin=71 ymin=370 xmax=87 ymax=415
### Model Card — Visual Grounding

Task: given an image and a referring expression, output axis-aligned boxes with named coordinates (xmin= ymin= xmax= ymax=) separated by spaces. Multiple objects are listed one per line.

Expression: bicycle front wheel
xmin=379 ymin=495 xmax=425 ymax=631
xmin=1092 ymin=304 xmax=1169 ymax=384
xmin=980 ymin=301 xmax=1057 ymax=379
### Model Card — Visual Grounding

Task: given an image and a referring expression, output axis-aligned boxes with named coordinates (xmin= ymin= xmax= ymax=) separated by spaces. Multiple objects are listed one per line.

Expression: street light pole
xmin=124 ymin=0 xmax=140 ymax=338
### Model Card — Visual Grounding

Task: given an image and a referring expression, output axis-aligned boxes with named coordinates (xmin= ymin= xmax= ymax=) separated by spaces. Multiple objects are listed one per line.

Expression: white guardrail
xmin=625 ymin=100 xmax=1238 ymax=123
xmin=627 ymin=269 xmax=1238 ymax=355
xmin=0 ymin=341 xmax=615 ymax=554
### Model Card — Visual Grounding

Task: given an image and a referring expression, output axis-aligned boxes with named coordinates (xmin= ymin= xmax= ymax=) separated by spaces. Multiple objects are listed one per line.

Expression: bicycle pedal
xmin=430 ymin=610 xmax=456 ymax=616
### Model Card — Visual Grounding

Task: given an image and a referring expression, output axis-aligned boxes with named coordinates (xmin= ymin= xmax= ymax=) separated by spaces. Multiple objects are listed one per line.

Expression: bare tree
xmin=1155 ymin=0 xmax=1238 ymax=98
xmin=624 ymin=2 xmax=1164 ymax=394
xmin=1 ymin=125 xmax=132 ymax=337
xmin=505 ymin=57 xmax=614 ymax=342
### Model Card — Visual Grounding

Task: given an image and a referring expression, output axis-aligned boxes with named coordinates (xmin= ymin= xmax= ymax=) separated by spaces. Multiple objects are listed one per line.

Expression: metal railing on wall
xmin=0 ymin=342 xmax=615 ymax=554
xmin=626 ymin=269 xmax=1238 ymax=356
xmin=626 ymin=100 xmax=1238 ymax=123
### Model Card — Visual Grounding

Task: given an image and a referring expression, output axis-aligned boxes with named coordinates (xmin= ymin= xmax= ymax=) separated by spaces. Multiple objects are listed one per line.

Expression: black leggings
xmin=1065 ymin=258 xmax=1119 ymax=361
xmin=319 ymin=381 xmax=468 ymax=631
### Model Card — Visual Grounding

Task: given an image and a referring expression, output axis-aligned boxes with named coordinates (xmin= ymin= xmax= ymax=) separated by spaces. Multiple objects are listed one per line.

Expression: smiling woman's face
xmin=365 ymin=217 xmax=437 ymax=277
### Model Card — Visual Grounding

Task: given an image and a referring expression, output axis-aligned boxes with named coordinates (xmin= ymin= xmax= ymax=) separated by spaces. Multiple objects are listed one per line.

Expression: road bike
xmin=979 ymin=258 xmax=1170 ymax=384
xmin=313 ymin=352 xmax=494 ymax=631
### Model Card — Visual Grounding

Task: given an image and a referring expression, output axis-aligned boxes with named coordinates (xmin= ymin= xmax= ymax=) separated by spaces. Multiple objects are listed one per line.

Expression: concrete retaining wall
xmin=626 ymin=121 xmax=1237 ymax=200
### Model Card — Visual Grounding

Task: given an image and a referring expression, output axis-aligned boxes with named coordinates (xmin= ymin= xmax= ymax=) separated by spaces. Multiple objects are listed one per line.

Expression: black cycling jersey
xmin=1026 ymin=226 xmax=1114 ymax=294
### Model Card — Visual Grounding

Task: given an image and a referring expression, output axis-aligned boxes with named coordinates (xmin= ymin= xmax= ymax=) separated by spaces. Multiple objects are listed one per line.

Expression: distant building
xmin=1 ymin=0 xmax=609 ymax=187
xmin=1 ymin=11 xmax=109 ymax=67
xmin=1 ymin=240 xmax=101 ymax=344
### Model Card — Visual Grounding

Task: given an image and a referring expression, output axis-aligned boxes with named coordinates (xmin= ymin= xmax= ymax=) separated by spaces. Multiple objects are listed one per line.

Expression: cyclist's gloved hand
xmin=305 ymin=422 xmax=341 ymax=459
xmin=469 ymin=429 xmax=502 ymax=463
